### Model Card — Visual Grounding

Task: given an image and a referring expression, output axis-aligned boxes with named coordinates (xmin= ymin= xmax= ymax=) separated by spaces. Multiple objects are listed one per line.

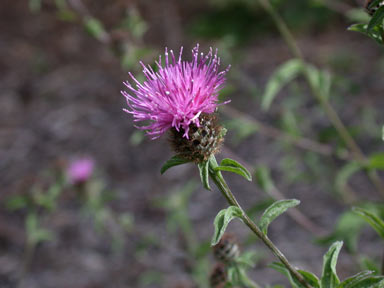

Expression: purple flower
xmin=122 ymin=44 xmax=230 ymax=139
xmin=67 ymin=157 xmax=94 ymax=184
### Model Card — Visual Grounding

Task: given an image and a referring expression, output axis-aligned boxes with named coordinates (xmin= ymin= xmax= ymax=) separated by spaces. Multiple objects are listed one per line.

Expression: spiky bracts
xmin=169 ymin=113 xmax=225 ymax=163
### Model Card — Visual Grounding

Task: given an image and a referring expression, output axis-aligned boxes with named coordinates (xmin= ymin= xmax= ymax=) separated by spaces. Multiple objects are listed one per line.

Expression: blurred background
xmin=0 ymin=0 xmax=383 ymax=287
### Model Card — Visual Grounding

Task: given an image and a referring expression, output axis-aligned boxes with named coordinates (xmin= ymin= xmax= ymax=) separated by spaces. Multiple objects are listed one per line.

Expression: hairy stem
xmin=208 ymin=156 xmax=312 ymax=288
xmin=256 ymin=0 xmax=384 ymax=196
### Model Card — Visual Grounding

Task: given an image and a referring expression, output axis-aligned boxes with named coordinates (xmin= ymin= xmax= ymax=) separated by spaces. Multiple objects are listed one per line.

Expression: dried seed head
xmin=210 ymin=263 xmax=227 ymax=288
xmin=213 ymin=233 xmax=240 ymax=263
xmin=365 ymin=0 xmax=384 ymax=15
xmin=169 ymin=113 xmax=225 ymax=163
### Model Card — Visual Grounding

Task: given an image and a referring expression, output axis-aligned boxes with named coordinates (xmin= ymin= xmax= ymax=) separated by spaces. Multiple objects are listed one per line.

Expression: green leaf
xmin=321 ymin=241 xmax=343 ymax=288
xmin=342 ymin=276 xmax=384 ymax=288
xmin=368 ymin=153 xmax=384 ymax=169
xmin=353 ymin=207 xmax=384 ymax=239
xmin=255 ymin=165 xmax=275 ymax=194
xmin=337 ymin=271 xmax=374 ymax=288
xmin=160 ymin=155 xmax=190 ymax=174
xmin=298 ymin=270 xmax=320 ymax=288
xmin=259 ymin=199 xmax=300 ymax=234
xmin=211 ymin=206 xmax=243 ymax=246
xmin=348 ymin=24 xmax=384 ymax=44
xmin=335 ymin=162 xmax=362 ymax=195
xmin=84 ymin=17 xmax=107 ymax=41
xmin=315 ymin=211 xmax=365 ymax=253
xmin=235 ymin=250 xmax=261 ymax=268
xmin=214 ymin=158 xmax=252 ymax=181
xmin=262 ymin=59 xmax=303 ymax=111
xmin=368 ymin=6 xmax=384 ymax=32
xmin=26 ymin=213 xmax=54 ymax=245
xmin=198 ymin=160 xmax=211 ymax=191
xmin=269 ymin=262 xmax=303 ymax=288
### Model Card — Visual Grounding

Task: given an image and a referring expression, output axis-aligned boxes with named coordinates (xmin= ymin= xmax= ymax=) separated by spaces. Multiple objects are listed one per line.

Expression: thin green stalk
xmin=256 ymin=0 xmax=384 ymax=196
xmin=208 ymin=157 xmax=312 ymax=288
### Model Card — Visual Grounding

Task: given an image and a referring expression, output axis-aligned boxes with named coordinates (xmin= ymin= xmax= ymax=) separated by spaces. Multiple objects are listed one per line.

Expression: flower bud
xmin=213 ymin=233 xmax=240 ymax=263
xmin=210 ymin=263 xmax=227 ymax=288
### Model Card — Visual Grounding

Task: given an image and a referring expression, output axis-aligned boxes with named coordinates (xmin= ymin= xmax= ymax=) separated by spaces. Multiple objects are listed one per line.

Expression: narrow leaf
xmin=368 ymin=153 xmax=384 ymax=169
xmin=344 ymin=276 xmax=384 ymax=288
xmin=348 ymin=24 xmax=384 ymax=44
xmin=259 ymin=199 xmax=300 ymax=234
xmin=353 ymin=207 xmax=384 ymax=239
xmin=160 ymin=155 xmax=190 ymax=174
xmin=337 ymin=271 xmax=374 ymax=288
xmin=335 ymin=162 xmax=361 ymax=195
xmin=214 ymin=158 xmax=252 ymax=181
xmin=269 ymin=262 xmax=302 ymax=288
xmin=262 ymin=59 xmax=303 ymax=111
xmin=211 ymin=206 xmax=243 ymax=246
xmin=321 ymin=241 xmax=343 ymax=288
xmin=298 ymin=270 xmax=320 ymax=288
xmin=368 ymin=6 xmax=384 ymax=31
xmin=255 ymin=165 xmax=275 ymax=194
xmin=84 ymin=17 xmax=107 ymax=41
xmin=198 ymin=160 xmax=211 ymax=191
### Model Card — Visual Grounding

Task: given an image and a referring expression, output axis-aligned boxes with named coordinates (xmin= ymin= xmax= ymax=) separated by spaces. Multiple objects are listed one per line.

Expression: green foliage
xmin=160 ymin=155 xmax=191 ymax=174
xmin=270 ymin=262 xmax=320 ymax=288
xmin=338 ymin=274 xmax=384 ymax=288
xmin=84 ymin=17 xmax=107 ymax=41
xmin=316 ymin=210 xmax=365 ymax=253
xmin=368 ymin=153 xmax=384 ymax=169
xmin=224 ymin=118 xmax=258 ymax=145
xmin=214 ymin=158 xmax=252 ymax=181
xmin=26 ymin=213 xmax=54 ymax=246
xmin=321 ymin=241 xmax=343 ymax=288
xmin=349 ymin=3 xmax=384 ymax=45
xmin=255 ymin=165 xmax=275 ymax=194
xmin=368 ymin=6 xmax=384 ymax=31
xmin=119 ymin=8 xmax=148 ymax=40
xmin=262 ymin=59 xmax=303 ymax=111
xmin=259 ymin=199 xmax=300 ymax=234
xmin=211 ymin=206 xmax=243 ymax=246
xmin=335 ymin=162 xmax=361 ymax=196
xmin=262 ymin=59 xmax=332 ymax=110
xmin=353 ymin=207 xmax=384 ymax=239
xmin=198 ymin=160 xmax=211 ymax=191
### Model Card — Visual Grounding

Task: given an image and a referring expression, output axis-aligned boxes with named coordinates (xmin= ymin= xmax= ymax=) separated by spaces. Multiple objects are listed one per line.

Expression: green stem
xmin=256 ymin=0 xmax=384 ymax=197
xmin=208 ymin=157 xmax=312 ymax=288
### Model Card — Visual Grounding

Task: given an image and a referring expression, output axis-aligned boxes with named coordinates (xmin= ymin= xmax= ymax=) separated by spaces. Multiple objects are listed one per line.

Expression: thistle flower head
xmin=122 ymin=44 xmax=230 ymax=139
xmin=67 ymin=157 xmax=94 ymax=184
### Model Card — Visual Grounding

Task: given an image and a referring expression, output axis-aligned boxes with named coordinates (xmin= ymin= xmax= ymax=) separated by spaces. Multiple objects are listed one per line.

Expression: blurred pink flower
xmin=122 ymin=44 xmax=230 ymax=139
xmin=67 ymin=157 xmax=94 ymax=184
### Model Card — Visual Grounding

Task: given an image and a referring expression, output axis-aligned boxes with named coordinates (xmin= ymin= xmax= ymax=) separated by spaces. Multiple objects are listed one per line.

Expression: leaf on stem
xmin=259 ymin=199 xmax=300 ymax=234
xmin=198 ymin=160 xmax=211 ymax=191
xmin=321 ymin=241 xmax=343 ymax=288
xmin=160 ymin=155 xmax=190 ymax=174
xmin=270 ymin=262 xmax=319 ymax=288
xmin=261 ymin=59 xmax=303 ymax=111
xmin=337 ymin=270 xmax=374 ymax=288
xmin=254 ymin=165 xmax=275 ymax=194
xmin=211 ymin=206 xmax=243 ymax=246
xmin=368 ymin=153 xmax=384 ymax=169
xmin=368 ymin=6 xmax=384 ymax=32
xmin=214 ymin=158 xmax=252 ymax=181
xmin=352 ymin=207 xmax=384 ymax=239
